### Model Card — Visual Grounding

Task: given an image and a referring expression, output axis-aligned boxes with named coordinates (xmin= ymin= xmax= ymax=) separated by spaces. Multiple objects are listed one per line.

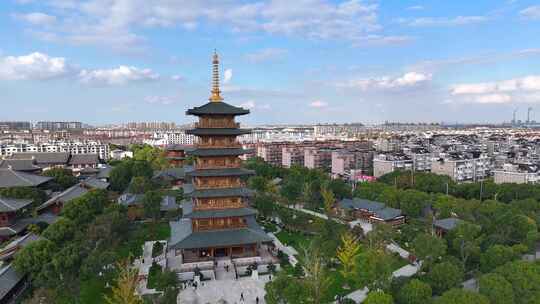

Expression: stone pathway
xmin=177 ymin=275 xmax=271 ymax=304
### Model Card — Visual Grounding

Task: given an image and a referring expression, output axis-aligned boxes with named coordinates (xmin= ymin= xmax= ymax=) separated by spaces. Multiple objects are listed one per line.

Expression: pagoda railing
xmin=194 ymin=181 xmax=245 ymax=189
xmin=196 ymin=143 xmax=242 ymax=149
xmin=195 ymin=122 xmax=240 ymax=129
xmin=195 ymin=162 xmax=241 ymax=170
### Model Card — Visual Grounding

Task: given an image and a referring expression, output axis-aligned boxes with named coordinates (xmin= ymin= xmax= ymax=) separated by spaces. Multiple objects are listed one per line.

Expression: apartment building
xmin=0 ymin=142 xmax=110 ymax=160
xmin=144 ymin=131 xmax=195 ymax=146
xmin=493 ymin=163 xmax=540 ymax=184
xmin=331 ymin=149 xmax=374 ymax=176
xmin=373 ymin=154 xmax=413 ymax=178
xmin=282 ymin=146 xmax=305 ymax=168
xmin=431 ymin=154 xmax=492 ymax=182
xmin=304 ymin=147 xmax=333 ymax=170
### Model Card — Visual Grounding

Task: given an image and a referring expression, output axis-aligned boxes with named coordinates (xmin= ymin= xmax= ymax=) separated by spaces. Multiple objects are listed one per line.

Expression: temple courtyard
xmin=177 ymin=274 xmax=272 ymax=304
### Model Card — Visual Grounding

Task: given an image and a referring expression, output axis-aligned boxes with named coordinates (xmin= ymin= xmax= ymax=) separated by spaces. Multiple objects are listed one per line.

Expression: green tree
xmin=302 ymin=246 xmax=331 ymax=304
xmin=265 ymin=272 xmax=309 ymax=304
xmin=434 ymin=289 xmax=489 ymax=304
xmin=43 ymin=168 xmax=78 ymax=191
xmin=449 ymin=221 xmax=482 ymax=267
xmin=480 ymin=244 xmax=518 ymax=273
xmin=143 ymin=191 xmax=162 ymax=221
xmin=426 ymin=262 xmax=464 ymax=295
xmin=364 ymin=291 xmax=394 ymax=304
xmin=254 ymin=193 xmax=275 ymax=218
xmin=280 ymin=178 xmax=302 ymax=206
xmin=493 ymin=260 xmax=540 ymax=304
xmin=327 ymin=178 xmax=352 ymax=200
xmin=411 ymin=233 xmax=447 ymax=267
xmin=13 ymin=239 xmax=56 ymax=280
xmin=355 ymin=249 xmax=394 ymax=291
xmin=42 ymin=217 xmax=76 ymax=245
xmin=132 ymin=144 xmax=169 ymax=171
xmin=249 ymin=176 xmax=270 ymax=193
xmin=128 ymin=176 xmax=154 ymax=194
xmin=0 ymin=187 xmax=47 ymax=207
xmin=397 ymin=279 xmax=432 ymax=304
xmin=366 ymin=223 xmax=395 ymax=250
xmin=479 ymin=273 xmax=515 ymax=304
xmin=400 ymin=189 xmax=429 ymax=217
xmin=377 ymin=187 xmax=401 ymax=209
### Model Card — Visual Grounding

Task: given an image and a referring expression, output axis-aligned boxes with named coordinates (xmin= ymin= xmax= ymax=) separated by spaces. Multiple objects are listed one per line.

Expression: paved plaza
xmin=177 ymin=275 xmax=272 ymax=304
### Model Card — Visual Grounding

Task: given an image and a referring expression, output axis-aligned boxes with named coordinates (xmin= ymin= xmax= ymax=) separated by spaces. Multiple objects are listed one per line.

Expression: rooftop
xmin=0 ymin=168 xmax=53 ymax=188
xmin=186 ymin=101 xmax=249 ymax=116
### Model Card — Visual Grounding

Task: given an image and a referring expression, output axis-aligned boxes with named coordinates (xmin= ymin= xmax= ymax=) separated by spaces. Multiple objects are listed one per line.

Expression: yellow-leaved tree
xmin=337 ymin=232 xmax=361 ymax=283
xmin=104 ymin=260 xmax=143 ymax=304
xmin=321 ymin=184 xmax=335 ymax=215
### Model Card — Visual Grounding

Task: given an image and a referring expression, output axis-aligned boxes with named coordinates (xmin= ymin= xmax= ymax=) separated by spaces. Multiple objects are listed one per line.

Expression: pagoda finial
xmin=209 ymin=50 xmax=223 ymax=102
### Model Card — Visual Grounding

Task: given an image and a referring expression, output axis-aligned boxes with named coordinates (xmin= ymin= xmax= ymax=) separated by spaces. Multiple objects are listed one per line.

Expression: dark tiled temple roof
xmin=0 ymin=263 xmax=24 ymax=301
xmin=434 ymin=218 xmax=463 ymax=231
xmin=372 ymin=207 xmax=403 ymax=221
xmin=338 ymin=198 xmax=385 ymax=212
xmin=188 ymin=148 xmax=252 ymax=157
xmin=82 ymin=177 xmax=110 ymax=190
xmin=0 ymin=213 xmax=58 ymax=237
xmin=186 ymin=102 xmax=249 ymax=116
xmin=189 ymin=187 xmax=254 ymax=198
xmin=169 ymin=220 xmax=272 ymax=250
xmin=69 ymin=154 xmax=99 ymax=165
xmin=0 ymin=168 xmax=53 ymax=188
xmin=0 ymin=159 xmax=41 ymax=172
xmin=37 ymin=184 xmax=89 ymax=211
xmin=0 ymin=197 xmax=33 ymax=212
xmin=189 ymin=168 xmax=255 ymax=177
xmin=166 ymin=144 xmax=193 ymax=152
xmin=0 ymin=233 xmax=42 ymax=261
xmin=11 ymin=152 xmax=69 ymax=165
xmin=186 ymin=128 xmax=251 ymax=136
xmin=153 ymin=167 xmax=185 ymax=180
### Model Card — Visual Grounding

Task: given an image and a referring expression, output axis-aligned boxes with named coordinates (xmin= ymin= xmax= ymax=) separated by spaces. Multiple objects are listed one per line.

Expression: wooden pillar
xmin=210 ymin=247 xmax=214 ymax=257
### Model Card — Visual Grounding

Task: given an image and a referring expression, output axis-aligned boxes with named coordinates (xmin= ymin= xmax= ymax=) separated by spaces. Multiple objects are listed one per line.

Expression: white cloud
xmin=309 ymin=100 xmax=328 ymax=108
xmin=451 ymin=75 xmax=540 ymax=95
xmin=520 ymin=6 xmax=540 ymax=20
xmin=407 ymin=5 xmax=424 ymax=10
xmin=171 ymin=75 xmax=183 ymax=81
xmin=401 ymin=15 xmax=488 ymax=27
xmin=14 ymin=0 xmax=400 ymax=50
xmin=450 ymin=75 xmax=540 ymax=104
xmin=144 ymin=96 xmax=175 ymax=105
xmin=240 ymin=101 xmax=256 ymax=109
xmin=13 ymin=12 xmax=57 ymax=26
xmin=474 ymin=94 xmax=512 ymax=104
xmin=78 ymin=65 xmax=159 ymax=86
xmin=338 ymin=72 xmax=431 ymax=90
xmin=245 ymin=48 xmax=288 ymax=63
xmin=223 ymin=69 xmax=233 ymax=84
xmin=0 ymin=52 xmax=71 ymax=80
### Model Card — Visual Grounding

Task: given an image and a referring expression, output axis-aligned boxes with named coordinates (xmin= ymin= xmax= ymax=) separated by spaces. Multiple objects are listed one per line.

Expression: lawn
xmin=147 ymin=263 xmax=162 ymax=289
xmin=117 ymin=221 xmax=171 ymax=258
xmin=275 ymin=229 xmax=314 ymax=252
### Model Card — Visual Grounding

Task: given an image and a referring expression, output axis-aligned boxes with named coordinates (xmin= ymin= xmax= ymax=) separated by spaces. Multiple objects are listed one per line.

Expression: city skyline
xmin=1 ymin=0 xmax=540 ymax=125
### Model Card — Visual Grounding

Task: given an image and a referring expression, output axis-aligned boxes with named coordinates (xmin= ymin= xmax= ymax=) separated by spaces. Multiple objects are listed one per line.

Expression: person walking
xmin=256 ymin=297 xmax=259 ymax=304
xmin=240 ymin=292 xmax=244 ymax=302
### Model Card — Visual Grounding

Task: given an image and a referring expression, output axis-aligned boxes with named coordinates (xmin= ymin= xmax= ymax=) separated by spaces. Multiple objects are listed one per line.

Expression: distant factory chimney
xmin=527 ymin=107 xmax=533 ymax=124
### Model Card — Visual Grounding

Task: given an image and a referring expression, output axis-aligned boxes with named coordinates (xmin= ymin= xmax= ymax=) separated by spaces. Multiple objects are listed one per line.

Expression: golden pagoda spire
xmin=209 ymin=50 xmax=223 ymax=102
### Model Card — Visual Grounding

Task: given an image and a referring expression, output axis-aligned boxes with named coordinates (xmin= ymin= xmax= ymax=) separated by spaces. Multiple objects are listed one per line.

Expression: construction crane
xmin=527 ymin=107 xmax=533 ymax=124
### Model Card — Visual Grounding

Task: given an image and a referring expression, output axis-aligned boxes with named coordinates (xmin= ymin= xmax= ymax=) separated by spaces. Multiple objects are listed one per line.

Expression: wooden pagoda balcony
xmin=194 ymin=180 xmax=245 ymax=190
xmin=195 ymin=121 xmax=240 ymax=129
xmin=195 ymin=162 xmax=241 ymax=170
xmin=196 ymin=142 xmax=242 ymax=149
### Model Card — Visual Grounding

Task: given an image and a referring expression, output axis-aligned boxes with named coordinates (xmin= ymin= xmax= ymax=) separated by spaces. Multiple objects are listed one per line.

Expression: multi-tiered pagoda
xmin=168 ymin=52 xmax=272 ymax=269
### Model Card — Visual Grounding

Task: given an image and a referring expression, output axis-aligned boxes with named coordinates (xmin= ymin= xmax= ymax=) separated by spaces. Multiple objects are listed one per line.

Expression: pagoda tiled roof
xmin=188 ymin=148 xmax=252 ymax=157
xmin=186 ymin=128 xmax=251 ymax=136
xmin=189 ymin=167 xmax=255 ymax=177
xmin=169 ymin=219 xmax=272 ymax=250
xmin=186 ymin=101 xmax=249 ymax=116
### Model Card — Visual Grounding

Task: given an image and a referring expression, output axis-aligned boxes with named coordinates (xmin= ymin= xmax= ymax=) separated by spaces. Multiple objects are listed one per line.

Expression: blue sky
xmin=1 ymin=0 xmax=540 ymax=125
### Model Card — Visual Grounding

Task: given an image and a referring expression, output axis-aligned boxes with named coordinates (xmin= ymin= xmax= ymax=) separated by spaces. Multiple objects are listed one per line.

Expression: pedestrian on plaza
xmin=256 ymin=297 xmax=259 ymax=304
xmin=240 ymin=292 xmax=244 ymax=302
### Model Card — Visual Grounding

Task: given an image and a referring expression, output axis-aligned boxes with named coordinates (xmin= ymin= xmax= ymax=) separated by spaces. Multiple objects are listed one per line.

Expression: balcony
xmin=195 ymin=121 xmax=240 ymax=129
xmin=194 ymin=181 xmax=245 ymax=189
